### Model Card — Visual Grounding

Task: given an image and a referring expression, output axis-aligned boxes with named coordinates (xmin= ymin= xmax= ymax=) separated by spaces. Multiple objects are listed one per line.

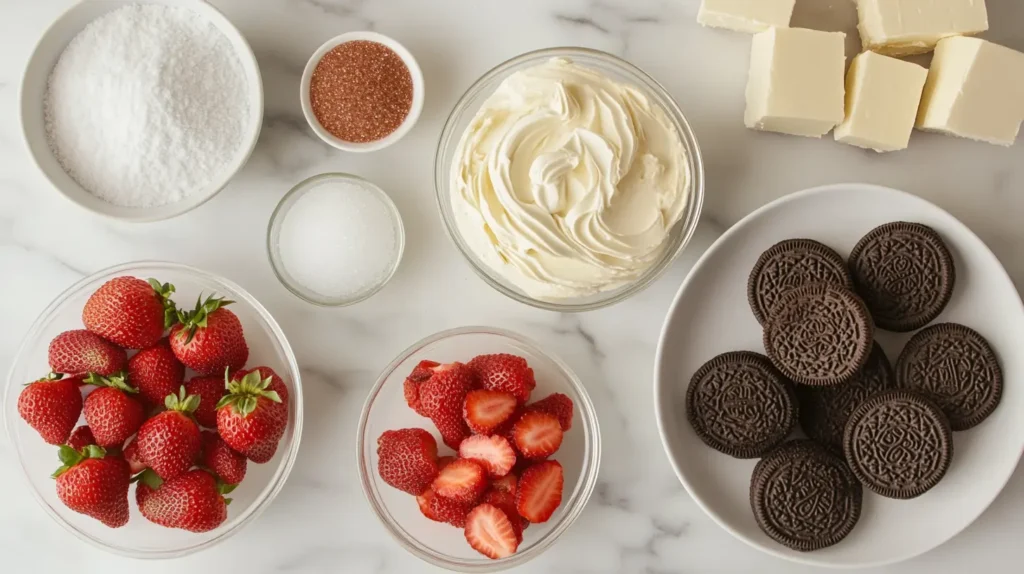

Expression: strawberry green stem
xmin=216 ymin=369 xmax=281 ymax=417
xmin=164 ymin=385 xmax=201 ymax=414
xmin=173 ymin=293 xmax=234 ymax=345
xmin=52 ymin=445 xmax=106 ymax=478
xmin=147 ymin=278 xmax=178 ymax=329
xmin=84 ymin=372 xmax=138 ymax=394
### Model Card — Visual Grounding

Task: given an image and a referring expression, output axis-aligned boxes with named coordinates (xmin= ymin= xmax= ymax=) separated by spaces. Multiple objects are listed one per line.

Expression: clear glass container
xmin=435 ymin=47 xmax=705 ymax=312
xmin=356 ymin=327 xmax=601 ymax=572
xmin=267 ymin=173 xmax=406 ymax=307
xmin=3 ymin=261 xmax=303 ymax=558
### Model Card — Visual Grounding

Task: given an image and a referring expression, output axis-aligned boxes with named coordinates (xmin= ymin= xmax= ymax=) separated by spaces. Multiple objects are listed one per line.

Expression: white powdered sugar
xmin=44 ymin=4 xmax=250 ymax=208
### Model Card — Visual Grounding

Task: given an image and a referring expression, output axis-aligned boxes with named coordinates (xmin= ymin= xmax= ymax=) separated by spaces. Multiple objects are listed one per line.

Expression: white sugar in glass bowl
xmin=357 ymin=327 xmax=601 ymax=572
xmin=300 ymin=31 xmax=425 ymax=152
xmin=3 ymin=262 xmax=302 ymax=558
xmin=20 ymin=0 xmax=264 ymax=222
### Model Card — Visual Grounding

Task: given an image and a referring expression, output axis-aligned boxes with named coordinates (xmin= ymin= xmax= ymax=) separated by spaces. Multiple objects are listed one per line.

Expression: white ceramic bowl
xmin=300 ymin=31 xmax=425 ymax=152
xmin=20 ymin=0 xmax=264 ymax=222
xmin=3 ymin=262 xmax=303 ymax=558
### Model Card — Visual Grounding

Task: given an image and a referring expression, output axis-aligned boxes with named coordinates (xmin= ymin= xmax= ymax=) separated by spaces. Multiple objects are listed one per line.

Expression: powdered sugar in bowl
xmin=21 ymin=0 xmax=263 ymax=222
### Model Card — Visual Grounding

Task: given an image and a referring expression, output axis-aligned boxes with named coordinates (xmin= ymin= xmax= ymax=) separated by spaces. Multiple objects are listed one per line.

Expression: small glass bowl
xmin=434 ymin=47 xmax=705 ymax=312
xmin=3 ymin=261 xmax=303 ymax=558
xmin=267 ymin=173 xmax=406 ymax=307
xmin=356 ymin=327 xmax=601 ymax=572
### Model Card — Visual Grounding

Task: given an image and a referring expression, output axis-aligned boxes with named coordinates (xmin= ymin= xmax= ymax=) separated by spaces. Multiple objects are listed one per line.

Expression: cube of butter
xmin=835 ymin=51 xmax=928 ymax=152
xmin=745 ymin=27 xmax=847 ymax=138
xmin=698 ymin=0 xmax=796 ymax=33
xmin=917 ymin=37 xmax=1024 ymax=146
xmin=856 ymin=0 xmax=989 ymax=56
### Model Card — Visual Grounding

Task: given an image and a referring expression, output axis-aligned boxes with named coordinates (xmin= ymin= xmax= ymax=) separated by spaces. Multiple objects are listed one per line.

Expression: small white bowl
xmin=300 ymin=31 xmax=425 ymax=152
xmin=20 ymin=0 xmax=264 ymax=223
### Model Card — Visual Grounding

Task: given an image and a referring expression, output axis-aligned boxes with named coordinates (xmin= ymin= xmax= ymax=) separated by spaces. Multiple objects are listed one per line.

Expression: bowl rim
xmin=299 ymin=30 xmax=425 ymax=152
xmin=19 ymin=0 xmax=265 ymax=223
xmin=433 ymin=46 xmax=705 ymax=312
xmin=266 ymin=172 xmax=407 ymax=307
xmin=355 ymin=325 xmax=602 ymax=572
xmin=3 ymin=260 xmax=303 ymax=559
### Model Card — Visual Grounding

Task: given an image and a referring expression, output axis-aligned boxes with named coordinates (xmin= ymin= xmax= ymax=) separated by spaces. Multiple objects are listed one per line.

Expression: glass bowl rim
xmin=2 ymin=260 xmax=304 ymax=559
xmin=266 ymin=172 xmax=407 ymax=307
xmin=355 ymin=325 xmax=602 ymax=572
xmin=433 ymin=46 xmax=706 ymax=312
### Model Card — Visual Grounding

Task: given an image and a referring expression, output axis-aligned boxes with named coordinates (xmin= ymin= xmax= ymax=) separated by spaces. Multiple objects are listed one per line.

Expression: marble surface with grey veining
xmin=1 ymin=0 xmax=1022 ymax=572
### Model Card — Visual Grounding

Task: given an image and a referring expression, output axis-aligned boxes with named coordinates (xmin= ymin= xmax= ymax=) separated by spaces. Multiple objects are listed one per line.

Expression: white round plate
xmin=654 ymin=183 xmax=1024 ymax=568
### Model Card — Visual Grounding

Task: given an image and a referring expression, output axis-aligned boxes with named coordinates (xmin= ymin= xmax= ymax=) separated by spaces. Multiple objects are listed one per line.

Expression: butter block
xmin=698 ymin=0 xmax=796 ymax=33
xmin=856 ymin=0 xmax=989 ymax=56
xmin=835 ymin=52 xmax=928 ymax=152
xmin=917 ymin=36 xmax=1024 ymax=146
xmin=745 ymin=27 xmax=847 ymax=138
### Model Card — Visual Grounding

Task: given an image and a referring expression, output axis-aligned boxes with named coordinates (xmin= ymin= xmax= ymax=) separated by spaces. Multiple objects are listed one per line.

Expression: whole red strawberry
xmin=419 ymin=362 xmax=477 ymax=449
xmin=526 ymin=393 xmax=574 ymax=431
xmin=82 ymin=277 xmax=176 ymax=350
xmin=18 ymin=373 xmax=83 ymax=445
xmin=67 ymin=425 xmax=96 ymax=451
xmin=468 ymin=354 xmax=535 ymax=404
xmin=169 ymin=295 xmax=248 ymax=375
xmin=82 ymin=373 xmax=145 ymax=448
xmin=200 ymin=430 xmax=247 ymax=485
xmin=376 ymin=428 xmax=439 ymax=495
xmin=185 ymin=374 xmax=227 ymax=428
xmin=48 ymin=329 xmax=127 ymax=377
xmin=136 ymin=387 xmax=202 ymax=481
xmin=136 ymin=469 xmax=230 ymax=532
xmin=127 ymin=338 xmax=185 ymax=407
xmin=54 ymin=445 xmax=130 ymax=528
xmin=216 ymin=369 xmax=287 ymax=463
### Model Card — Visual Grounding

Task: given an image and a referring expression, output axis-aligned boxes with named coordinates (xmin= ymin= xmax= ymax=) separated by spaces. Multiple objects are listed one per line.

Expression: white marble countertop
xmin=2 ymin=0 xmax=1023 ymax=572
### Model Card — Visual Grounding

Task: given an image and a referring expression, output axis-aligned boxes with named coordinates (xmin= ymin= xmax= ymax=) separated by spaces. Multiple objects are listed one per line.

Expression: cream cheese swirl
xmin=451 ymin=57 xmax=691 ymax=301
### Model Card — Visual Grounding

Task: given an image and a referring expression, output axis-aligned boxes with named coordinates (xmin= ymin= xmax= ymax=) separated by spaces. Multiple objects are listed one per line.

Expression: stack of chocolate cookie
xmin=685 ymin=222 xmax=1004 ymax=552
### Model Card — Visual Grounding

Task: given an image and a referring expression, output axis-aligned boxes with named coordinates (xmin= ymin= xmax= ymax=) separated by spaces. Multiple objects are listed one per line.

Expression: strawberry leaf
xmin=139 ymin=469 xmax=164 ymax=490
xmin=58 ymin=445 xmax=83 ymax=467
xmin=86 ymin=372 xmax=138 ymax=394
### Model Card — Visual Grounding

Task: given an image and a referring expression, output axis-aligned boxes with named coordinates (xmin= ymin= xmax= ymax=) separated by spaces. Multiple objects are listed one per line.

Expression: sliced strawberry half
xmin=526 ymin=393 xmax=574 ymax=431
xmin=458 ymin=435 xmax=516 ymax=477
xmin=512 ymin=411 xmax=563 ymax=459
xmin=403 ymin=360 xmax=439 ymax=417
xmin=464 ymin=503 xmax=520 ymax=559
xmin=516 ymin=460 xmax=563 ymax=523
xmin=464 ymin=389 xmax=518 ymax=435
xmin=483 ymin=489 xmax=524 ymax=543
xmin=432 ymin=459 xmax=487 ymax=504
xmin=417 ymin=486 xmax=473 ymax=528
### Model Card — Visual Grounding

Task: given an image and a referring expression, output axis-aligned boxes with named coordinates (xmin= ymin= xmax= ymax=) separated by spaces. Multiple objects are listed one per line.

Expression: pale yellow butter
xmin=917 ymin=36 xmax=1024 ymax=146
xmin=745 ymin=27 xmax=847 ymax=138
xmin=835 ymin=51 xmax=928 ymax=152
xmin=697 ymin=0 xmax=795 ymax=33
xmin=856 ymin=0 xmax=988 ymax=56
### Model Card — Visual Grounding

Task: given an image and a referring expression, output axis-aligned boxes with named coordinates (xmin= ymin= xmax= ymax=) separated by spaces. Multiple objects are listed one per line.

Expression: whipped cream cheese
xmin=451 ymin=57 xmax=691 ymax=301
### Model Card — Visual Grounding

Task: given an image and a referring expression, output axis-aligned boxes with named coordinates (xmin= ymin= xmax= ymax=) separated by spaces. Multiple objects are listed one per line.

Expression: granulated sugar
xmin=278 ymin=180 xmax=400 ymax=300
xmin=44 ymin=4 xmax=250 ymax=207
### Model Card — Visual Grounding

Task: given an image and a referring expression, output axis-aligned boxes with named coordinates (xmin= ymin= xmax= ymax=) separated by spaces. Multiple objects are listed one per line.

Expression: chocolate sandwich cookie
xmin=747 ymin=239 xmax=853 ymax=325
xmin=848 ymin=222 xmax=955 ymax=332
xmin=896 ymin=323 xmax=1002 ymax=431
xmin=686 ymin=351 xmax=797 ymax=459
xmin=763 ymin=283 xmax=874 ymax=386
xmin=797 ymin=343 xmax=895 ymax=452
xmin=750 ymin=439 xmax=826 ymax=511
xmin=843 ymin=389 xmax=952 ymax=499
xmin=750 ymin=440 xmax=862 ymax=552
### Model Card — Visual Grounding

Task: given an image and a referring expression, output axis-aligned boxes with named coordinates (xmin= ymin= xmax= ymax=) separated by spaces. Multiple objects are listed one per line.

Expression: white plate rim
xmin=653 ymin=182 xmax=1024 ymax=569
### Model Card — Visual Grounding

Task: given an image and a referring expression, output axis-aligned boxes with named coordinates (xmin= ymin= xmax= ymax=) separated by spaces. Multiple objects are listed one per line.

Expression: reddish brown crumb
xmin=309 ymin=40 xmax=413 ymax=143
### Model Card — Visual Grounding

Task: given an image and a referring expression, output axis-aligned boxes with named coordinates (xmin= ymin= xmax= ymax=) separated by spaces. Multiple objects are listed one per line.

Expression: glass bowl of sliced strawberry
xmin=3 ymin=261 xmax=302 ymax=558
xmin=357 ymin=326 xmax=601 ymax=572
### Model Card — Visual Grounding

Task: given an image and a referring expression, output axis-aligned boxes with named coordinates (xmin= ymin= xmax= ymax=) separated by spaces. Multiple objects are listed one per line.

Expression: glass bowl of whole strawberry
xmin=357 ymin=326 xmax=601 ymax=572
xmin=3 ymin=261 xmax=302 ymax=558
